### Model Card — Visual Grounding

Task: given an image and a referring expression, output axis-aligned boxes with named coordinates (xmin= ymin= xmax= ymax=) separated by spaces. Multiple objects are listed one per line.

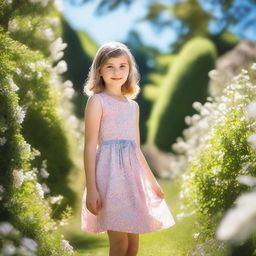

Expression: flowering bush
xmin=216 ymin=175 xmax=256 ymax=244
xmin=0 ymin=0 xmax=83 ymax=255
xmin=172 ymin=64 xmax=256 ymax=252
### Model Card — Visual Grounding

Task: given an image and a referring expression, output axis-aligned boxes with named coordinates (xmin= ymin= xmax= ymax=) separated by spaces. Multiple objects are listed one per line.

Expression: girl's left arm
xmin=134 ymin=101 xmax=164 ymax=198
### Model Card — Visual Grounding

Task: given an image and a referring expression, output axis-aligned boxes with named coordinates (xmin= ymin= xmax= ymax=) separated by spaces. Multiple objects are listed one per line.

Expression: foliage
xmin=69 ymin=0 xmax=243 ymax=53
xmin=0 ymin=0 xmax=82 ymax=254
xmin=147 ymin=37 xmax=216 ymax=152
xmin=175 ymin=64 xmax=256 ymax=253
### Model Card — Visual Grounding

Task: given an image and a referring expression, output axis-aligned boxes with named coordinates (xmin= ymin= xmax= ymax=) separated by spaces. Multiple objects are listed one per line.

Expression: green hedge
xmin=147 ymin=37 xmax=216 ymax=152
xmin=0 ymin=0 xmax=77 ymax=254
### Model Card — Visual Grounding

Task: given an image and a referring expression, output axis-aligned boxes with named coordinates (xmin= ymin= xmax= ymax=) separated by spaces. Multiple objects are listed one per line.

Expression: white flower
xmin=8 ymin=19 xmax=19 ymax=33
xmin=1 ymin=241 xmax=16 ymax=255
xmin=55 ymin=60 xmax=67 ymax=74
xmin=35 ymin=183 xmax=44 ymax=198
xmin=60 ymin=239 xmax=73 ymax=255
xmin=41 ymin=0 xmax=49 ymax=7
xmin=0 ymin=137 xmax=7 ymax=146
xmin=241 ymin=162 xmax=251 ymax=174
xmin=201 ymin=108 xmax=210 ymax=116
xmin=250 ymin=63 xmax=256 ymax=70
xmin=12 ymin=169 xmax=25 ymax=187
xmin=179 ymin=190 xmax=184 ymax=199
xmin=4 ymin=0 xmax=13 ymax=4
xmin=49 ymin=37 xmax=67 ymax=62
xmin=192 ymin=101 xmax=202 ymax=112
xmin=28 ymin=214 xmax=34 ymax=222
xmin=245 ymin=102 xmax=256 ymax=119
xmin=53 ymin=0 xmax=63 ymax=11
xmin=20 ymin=142 xmax=31 ymax=155
xmin=212 ymin=168 xmax=219 ymax=175
xmin=64 ymin=87 xmax=74 ymax=99
xmin=36 ymin=60 xmax=50 ymax=69
xmin=15 ymin=106 xmax=26 ymax=124
xmin=7 ymin=77 xmax=19 ymax=91
xmin=216 ymin=190 xmax=256 ymax=243
xmin=237 ymin=175 xmax=256 ymax=187
xmin=193 ymin=232 xmax=200 ymax=239
xmin=24 ymin=170 xmax=37 ymax=181
xmin=59 ymin=220 xmax=66 ymax=226
xmin=37 ymin=71 xmax=42 ymax=79
xmin=28 ymin=63 xmax=36 ymax=72
xmin=47 ymin=17 xmax=60 ymax=27
xmin=63 ymin=80 xmax=73 ymax=88
xmin=184 ymin=116 xmax=192 ymax=125
xmin=31 ymin=149 xmax=41 ymax=160
xmin=0 ymin=126 xmax=8 ymax=132
xmin=247 ymin=133 xmax=256 ymax=150
xmin=40 ymin=168 xmax=49 ymax=178
xmin=42 ymin=28 xmax=55 ymax=41
xmin=208 ymin=69 xmax=220 ymax=81
xmin=16 ymin=68 xmax=22 ymax=75
xmin=21 ymin=237 xmax=38 ymax=252
xmin=0 ymin=222 xmax=14 ymax=236
xmin=41 ymin=183 xmax=50 ymax=194
xmin=49 ymin=195 xmax=63 ymax=204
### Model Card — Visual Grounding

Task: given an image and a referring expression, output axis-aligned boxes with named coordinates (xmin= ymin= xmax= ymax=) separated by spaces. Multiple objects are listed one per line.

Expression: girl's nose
xmin=113 ymin=68 xmax=121 ymax=75
xmin=113 ymin=68 xmax=119 ymax=73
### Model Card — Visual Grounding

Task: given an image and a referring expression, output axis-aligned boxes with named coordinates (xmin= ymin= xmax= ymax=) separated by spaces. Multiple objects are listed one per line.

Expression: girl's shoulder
xmin=87 ymin=93 xmax=104 ymax=109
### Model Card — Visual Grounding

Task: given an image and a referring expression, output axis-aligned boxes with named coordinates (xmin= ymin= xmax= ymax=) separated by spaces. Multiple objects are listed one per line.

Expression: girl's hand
xmin=86 ymin=188 xmax=102 ymax=216
xmin=151 ymin=182 xmax=165 ymax=199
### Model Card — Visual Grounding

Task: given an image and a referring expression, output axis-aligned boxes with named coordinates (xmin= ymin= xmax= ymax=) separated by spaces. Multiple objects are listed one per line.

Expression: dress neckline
xmin=102 ymin=92 xmax=129 ymax=103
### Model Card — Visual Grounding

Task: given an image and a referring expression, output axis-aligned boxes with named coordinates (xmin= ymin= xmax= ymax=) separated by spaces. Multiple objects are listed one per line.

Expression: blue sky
xmin=62 ymin=0 xmax=177 ymax=53
xmin=62 ymin=0 xmax=256 ymax=53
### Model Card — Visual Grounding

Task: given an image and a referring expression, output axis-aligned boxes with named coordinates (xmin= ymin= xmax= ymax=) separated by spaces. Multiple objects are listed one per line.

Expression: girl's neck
xmin=103 ymin=89 xmax=123 ymax=97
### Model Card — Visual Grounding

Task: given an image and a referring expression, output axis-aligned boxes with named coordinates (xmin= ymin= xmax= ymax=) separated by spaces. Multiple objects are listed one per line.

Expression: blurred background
xmin=1 ymin=0 xmax=256 ymax=255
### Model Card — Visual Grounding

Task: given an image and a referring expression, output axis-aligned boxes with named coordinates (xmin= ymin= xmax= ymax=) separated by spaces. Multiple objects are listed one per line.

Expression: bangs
xmin=107 ymin=48 xmax=127 ymax=58
xmin=98 ymin=49 xmax=129 ymax=68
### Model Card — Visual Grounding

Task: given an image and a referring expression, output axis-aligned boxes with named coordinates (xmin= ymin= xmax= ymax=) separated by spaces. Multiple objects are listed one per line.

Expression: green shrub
xmin=147 ymin=37 xmax=216 ymax=152
xmin=178 ymin=67 xmax=256 ymax=243
xmin=0 ymin=0 xmax=78 ymax=254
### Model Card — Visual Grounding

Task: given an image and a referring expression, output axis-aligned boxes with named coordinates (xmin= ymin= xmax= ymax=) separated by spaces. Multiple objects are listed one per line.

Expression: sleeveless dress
xmin=81 ymin=92 xmax=176 ymax=234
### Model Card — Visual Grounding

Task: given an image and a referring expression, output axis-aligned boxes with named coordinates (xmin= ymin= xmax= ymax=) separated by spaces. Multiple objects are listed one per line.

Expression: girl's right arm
xmin=84 ymin=94 xmax=102 ymax=215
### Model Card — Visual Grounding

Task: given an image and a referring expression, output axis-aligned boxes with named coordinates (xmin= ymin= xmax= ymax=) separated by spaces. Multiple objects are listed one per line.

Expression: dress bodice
xmin=94 ymin=92 xmax=137 ymax=145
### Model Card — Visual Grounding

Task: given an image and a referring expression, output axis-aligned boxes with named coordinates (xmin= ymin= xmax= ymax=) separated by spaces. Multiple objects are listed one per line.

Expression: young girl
xmin=81 ymin=41 xmax=175 ymax=256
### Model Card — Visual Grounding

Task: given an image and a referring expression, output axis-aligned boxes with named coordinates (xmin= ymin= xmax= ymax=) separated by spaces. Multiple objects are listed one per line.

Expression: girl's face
xmin=99 ymin=54 xmax=130 ymax=88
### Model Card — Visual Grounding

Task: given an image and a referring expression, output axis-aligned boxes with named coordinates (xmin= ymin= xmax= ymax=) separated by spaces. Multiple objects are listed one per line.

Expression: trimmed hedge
xmin=147 ymin=37 xmax=216 ymax=152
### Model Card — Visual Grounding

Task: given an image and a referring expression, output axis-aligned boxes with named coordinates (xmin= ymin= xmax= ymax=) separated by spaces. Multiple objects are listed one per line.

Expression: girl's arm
xmin=84 ymin=95 xmax=102 ymax=192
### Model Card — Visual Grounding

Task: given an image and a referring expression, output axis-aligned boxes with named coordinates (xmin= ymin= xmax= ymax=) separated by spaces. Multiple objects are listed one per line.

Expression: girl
xmin=81 ymin=41 xmax=175 ymax=256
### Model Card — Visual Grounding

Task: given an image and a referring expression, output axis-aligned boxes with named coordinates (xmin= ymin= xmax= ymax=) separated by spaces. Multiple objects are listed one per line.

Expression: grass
xmin=60 ymin=175 xmax=199 ymax=256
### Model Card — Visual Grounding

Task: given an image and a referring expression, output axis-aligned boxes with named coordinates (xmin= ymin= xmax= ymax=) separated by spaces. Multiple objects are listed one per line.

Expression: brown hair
xmin=83 ymin=41 xmax=141 ymax=99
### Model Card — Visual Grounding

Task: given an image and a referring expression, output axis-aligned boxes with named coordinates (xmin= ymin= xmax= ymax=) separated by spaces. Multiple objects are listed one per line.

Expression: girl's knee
xmin=108 ymin=230 xmax=128 ymax=255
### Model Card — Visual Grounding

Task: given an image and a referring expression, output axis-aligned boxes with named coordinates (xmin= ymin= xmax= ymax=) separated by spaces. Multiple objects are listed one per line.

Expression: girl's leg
xmin=125 ymin=233 xmax=139 ymax=256
xmin=107 ymin=230 xmax=129 ymax=256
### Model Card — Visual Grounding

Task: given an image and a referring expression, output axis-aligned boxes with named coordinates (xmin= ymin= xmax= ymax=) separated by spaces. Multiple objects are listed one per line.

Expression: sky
xmin=61 ymin=0 xmax=256 ymax=53
xmin=61 ymin=0 xmax=177 ymax=53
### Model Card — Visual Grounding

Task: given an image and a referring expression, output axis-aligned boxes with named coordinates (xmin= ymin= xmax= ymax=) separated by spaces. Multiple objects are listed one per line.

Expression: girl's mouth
xmin=111 ymin=78 xmax=122 ymax=80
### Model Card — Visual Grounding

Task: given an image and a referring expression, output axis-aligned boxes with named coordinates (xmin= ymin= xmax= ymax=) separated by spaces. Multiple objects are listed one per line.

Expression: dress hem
xmin=81 ymin=221 xmax=176 ymax=235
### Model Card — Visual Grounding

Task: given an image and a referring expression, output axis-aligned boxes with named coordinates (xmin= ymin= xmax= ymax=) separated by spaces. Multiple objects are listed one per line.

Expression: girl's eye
xmin=106 ymin=65 xmax=127 ymax=69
